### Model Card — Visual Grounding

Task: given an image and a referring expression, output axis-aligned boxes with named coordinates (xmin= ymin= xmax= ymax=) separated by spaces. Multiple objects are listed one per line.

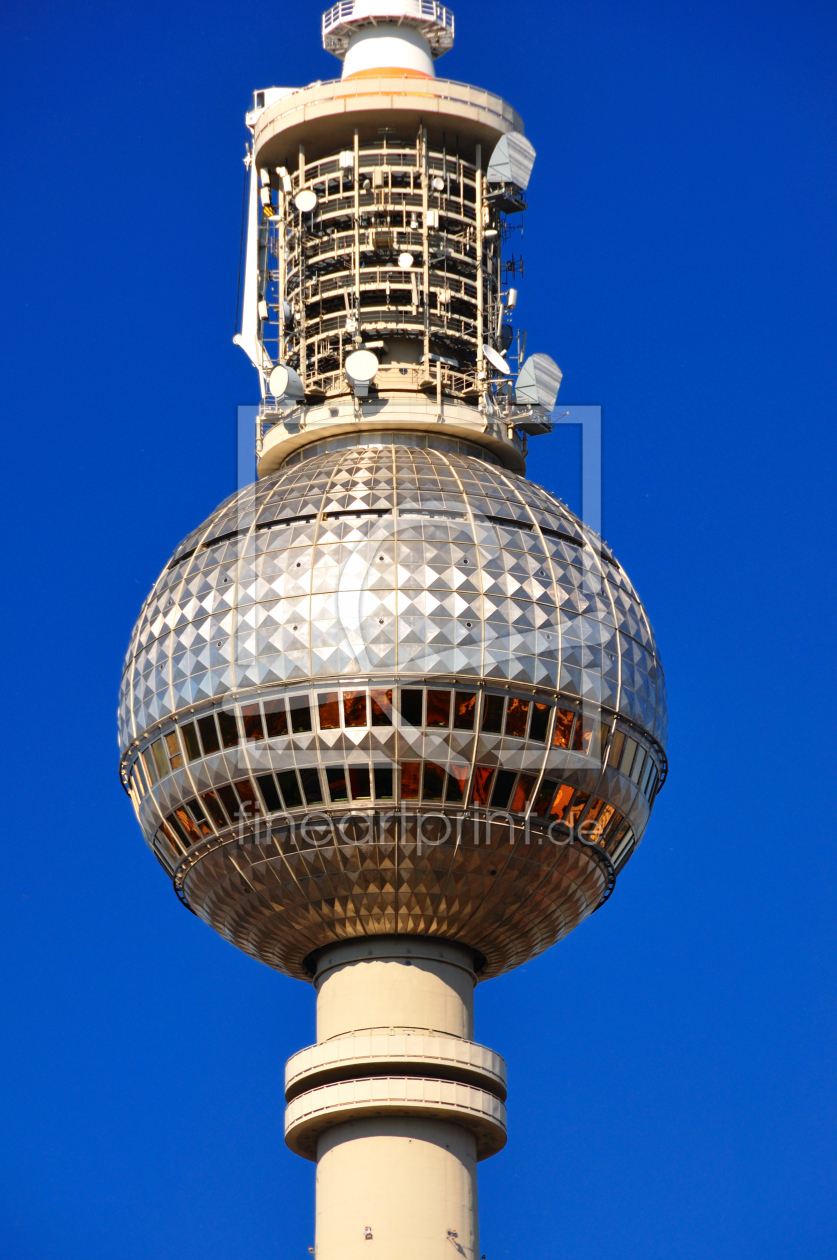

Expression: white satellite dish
xmin=487 ymin=132 xmax=537 ymax=191
xmin=398 ymin=252 xmax=414 ymax=269
xmin=514 ymin=353 xmax=563 ymax=410
xmin=295 ymin=188 xmax=318 ymax=213
xmin=345 ymin=348 xmax=379 ymax=396
xmin=268 ymin=363 xmax=305 ymax=400
xmin=432 ymin=176 xmax=445 ymax=192
xmin=482 ymin=344 xmax=511 ymax=375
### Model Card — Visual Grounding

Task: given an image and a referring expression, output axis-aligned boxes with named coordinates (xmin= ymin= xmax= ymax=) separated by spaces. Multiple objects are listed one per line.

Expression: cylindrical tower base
xmin=314 ymin=937 xmax=476 ymax=1041
xmin=316 ymin=1117 xmax=478 ymax=1260
xmin=284 ymin=938 xmax=506 ymax=1260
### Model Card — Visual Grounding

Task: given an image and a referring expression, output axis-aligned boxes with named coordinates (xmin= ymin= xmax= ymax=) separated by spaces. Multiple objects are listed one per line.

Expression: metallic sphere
xmin=119 ymin=434 xmax=667 ymax=980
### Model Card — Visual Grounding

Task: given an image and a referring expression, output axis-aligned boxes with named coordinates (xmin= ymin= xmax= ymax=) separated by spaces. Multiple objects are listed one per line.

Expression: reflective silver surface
xmin=119 ymin=440 xmax=667 ymax=980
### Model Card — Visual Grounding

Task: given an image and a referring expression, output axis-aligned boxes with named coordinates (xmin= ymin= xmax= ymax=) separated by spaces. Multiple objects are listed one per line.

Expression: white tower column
xmin=342 ymin=24 xmax=436 ymax=79
xmin=284 ymin=939 xmax=507 ymax=1260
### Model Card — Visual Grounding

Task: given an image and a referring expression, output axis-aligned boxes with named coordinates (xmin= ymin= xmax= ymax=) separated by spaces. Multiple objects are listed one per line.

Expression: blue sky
xmin=1 ymin=1 xmax=835 ymax=1257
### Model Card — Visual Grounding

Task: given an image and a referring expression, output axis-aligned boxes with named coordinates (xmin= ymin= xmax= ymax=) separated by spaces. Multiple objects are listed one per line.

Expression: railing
xmin=322 ymin=0 xmax=454 ymax=39
xmin=322 ymin=0 xmax=355 ymax=34
xmin=253 ymin=75 xmax=521 ymax=137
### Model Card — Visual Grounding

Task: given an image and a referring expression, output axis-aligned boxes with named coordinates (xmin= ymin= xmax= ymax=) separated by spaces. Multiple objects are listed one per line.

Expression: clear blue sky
xmin=1 ymin=1 xmax=835 ymax=1257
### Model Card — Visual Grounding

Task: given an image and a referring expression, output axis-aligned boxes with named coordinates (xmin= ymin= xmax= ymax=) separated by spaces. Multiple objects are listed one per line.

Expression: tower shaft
xmin=285 ymin=939 xmax=505 ymax=1260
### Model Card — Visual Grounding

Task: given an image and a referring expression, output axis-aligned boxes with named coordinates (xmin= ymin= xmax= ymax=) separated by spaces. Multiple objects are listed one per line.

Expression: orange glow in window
xmin=550 ymin=784 xmax=574 ymax=819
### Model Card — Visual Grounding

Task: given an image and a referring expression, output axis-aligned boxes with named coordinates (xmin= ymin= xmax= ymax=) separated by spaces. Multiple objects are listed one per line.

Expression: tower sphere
xmin=119 ymin=436 xmax=667 ymax=982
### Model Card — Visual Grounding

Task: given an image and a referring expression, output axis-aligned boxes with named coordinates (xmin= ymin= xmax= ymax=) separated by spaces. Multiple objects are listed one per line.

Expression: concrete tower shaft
xmin=285 ymin=939 xmax=504 ymax=1260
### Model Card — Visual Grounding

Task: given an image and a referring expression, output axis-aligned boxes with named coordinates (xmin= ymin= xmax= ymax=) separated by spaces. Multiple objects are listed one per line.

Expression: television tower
xmin=119 ymin=4 xmax=667 ymax=1257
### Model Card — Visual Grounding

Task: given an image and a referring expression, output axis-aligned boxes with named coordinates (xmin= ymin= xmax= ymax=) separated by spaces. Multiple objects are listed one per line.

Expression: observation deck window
xmin=619 ymin=737 xmax=638 ymax=776
xmin=343 ymin=691 xmax=368 ymax=728
xmin=371 ymin=689 xmax=394 ymax=726
xmin=151 ymin=738 xmax=168 ymax=780
xmin=426 ymin=689 xmax=452 ymax=726
xmin=318 ymin=692 xmax=340 ymax=730
xmin=567 ymin=792 xmax=590 ymax=827
xmin=550 ymin=784 xmax=575 ymax=819
xmin=349 ymin=767 xmax=371 ymax=799
xmin=401 ymin=689 xmax=423 ymax=726
xmin=611 ymin=822 xmax=635 ymax=865
xmin=423 ymin=762 xmax=446 ymax=800
xmin=578 ymin=718 xmax=607 ymax=758
xmin=552 ymin=708 xmax=575 ymax=749
xmin=264 ymin=699 xmax=289 ymax=738
xmin=200 ymin=791 xmax=227 ymax=829
xmin=198 ymin=714 xmax=220 ymax=754
xmin=235 ymin=779 xmax=259 ymax=814
xmin=374 ymin=766 xmax=394 ymax=798
xmin=242 ymin=704 xmax=265 ymax=742
xmin=608 ymin=730 xmax=625 ymax=766
xmin=481 ymin=695 xmax=504 ymax=734
xmin=181 ymin=721 xmax=201 ymax=761
xmin=446 ymin=765 xmax=467 ymax=802
xmin=166 ymin=813 xmax=189 ymax=848
xmin=164 ymin=732 xmax=183 ymax=770
xmin=529 ymin=702 xmax=551 ymax=743
xmin=256 ymin=774 xmax=282 ymax=814
xmin=401 ymin=762 xmax=420 ymax=798
xmin=471 ymin=765 xmax=494 ymax=805
xmin=216 ymin=784 xmax=240 ymax=821
xmin=173 ymin=807 xmax=202 ymax=846
xmin=187 ymin=799 xmax=213 ymax=838
xmin=489 ymin=770 xmax=517 ymax=810
xmin=154 ymin=823 xmax=183 ymax=866
xmin=530 ymin=781 xmax=569 ymax=819
xmin=504 ymin=698 xmax=529 ymax=738
xmin=278 ymin=770 xmax=303 ymax=809
xmin=510 ymin=774 xmax=537 ymax=813
xmin=299 ymin=768 xmax=324 ymax=806
xmin=580 ymin=800 xmax=616 ymax=845
xmin=327 ymin=767 xmax=349 ymax=802
xmin=218 ymin=710 xmax=240 ymax=749
xmin=141 ymin=749 xmax=159 ymax=786
xmin=289 ymin=696 xmax=313 ymax=734
xmin=453 ymin=691 xmax=476 ymax=730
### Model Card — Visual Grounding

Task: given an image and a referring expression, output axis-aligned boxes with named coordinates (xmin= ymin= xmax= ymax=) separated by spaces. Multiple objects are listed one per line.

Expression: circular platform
xmin=285 ymin=1075 xmax=507 ymax=1160
xmin=286 ymin=1030 xmax=507 ymax=1101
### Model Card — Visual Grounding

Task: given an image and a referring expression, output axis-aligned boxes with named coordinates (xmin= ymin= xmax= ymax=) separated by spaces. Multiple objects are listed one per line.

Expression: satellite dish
xmin=487 ymin=132 xmax=537 ymax=191
xmin=268 ymin=363 xmax=305 ymax=400
xmin=345 ymin=349 xmax=379 ymax=396
xmin=295 ymin=188 xmax=318 ymax=213
xmin=432 ymin=176 xmax=445 ymax=192
xmin=482 ymin=344 xmax=511 ymax=375
xmin=398 ymin=252 xmax=414 ymax=269
xmin=514 ymin=353 xmax=563 ymax=410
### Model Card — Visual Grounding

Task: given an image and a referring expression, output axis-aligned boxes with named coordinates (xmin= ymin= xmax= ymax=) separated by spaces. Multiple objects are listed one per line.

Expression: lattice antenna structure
xmin=119 ymin=8 xmax=667 ymax=1259
xmin=232 ymin=1 xmax=554 ymax=472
